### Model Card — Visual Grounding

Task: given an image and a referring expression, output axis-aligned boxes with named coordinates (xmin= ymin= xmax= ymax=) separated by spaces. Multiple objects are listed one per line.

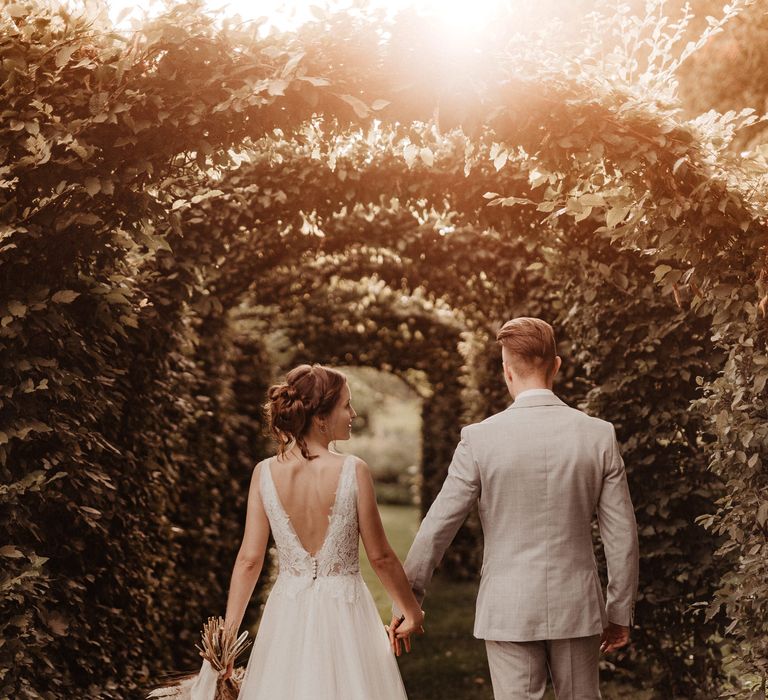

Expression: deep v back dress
xmin=235 ymin=454 xmax=409 ymax=699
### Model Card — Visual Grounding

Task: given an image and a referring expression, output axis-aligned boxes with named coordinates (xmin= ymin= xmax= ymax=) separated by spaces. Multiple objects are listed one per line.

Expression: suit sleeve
xmin=392 ymin=427 xmax=480 ymax=617
xmin=597 ymin=424 xmax=640 ymax=626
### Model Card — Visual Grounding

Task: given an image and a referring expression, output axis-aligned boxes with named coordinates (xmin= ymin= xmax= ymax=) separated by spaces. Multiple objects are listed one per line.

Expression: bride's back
xmin=270 ymin=453 xmax=349 ymax=557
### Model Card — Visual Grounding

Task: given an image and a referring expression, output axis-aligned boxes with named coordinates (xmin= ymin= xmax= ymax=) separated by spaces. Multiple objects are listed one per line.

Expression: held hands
xmin=600 ymin=622 xmax=630 ymax=654
xmin=386 ymin=610 xmax=425 ymax=656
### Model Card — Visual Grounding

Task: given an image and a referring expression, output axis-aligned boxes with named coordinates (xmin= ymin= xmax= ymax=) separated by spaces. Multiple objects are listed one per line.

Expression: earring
xmin=320 ymin=423 xmax=327 ymax=434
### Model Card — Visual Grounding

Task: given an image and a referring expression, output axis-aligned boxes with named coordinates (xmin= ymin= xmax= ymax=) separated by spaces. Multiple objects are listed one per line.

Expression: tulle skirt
xmin=236 ymin=572 xmax=409 ymax=700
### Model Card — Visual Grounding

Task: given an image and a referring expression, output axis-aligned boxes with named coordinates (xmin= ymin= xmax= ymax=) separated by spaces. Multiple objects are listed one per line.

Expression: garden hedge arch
xmin=2 ymin=2 xmax=766 ymax=697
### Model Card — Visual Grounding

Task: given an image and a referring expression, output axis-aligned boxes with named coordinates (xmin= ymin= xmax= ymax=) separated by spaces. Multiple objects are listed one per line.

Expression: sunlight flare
xmin=107 ymin=0 xmax=519 ymax=36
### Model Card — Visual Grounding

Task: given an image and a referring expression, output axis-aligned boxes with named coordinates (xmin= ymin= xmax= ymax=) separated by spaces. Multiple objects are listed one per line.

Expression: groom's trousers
xmin=485 ymin=634 xmax=601 ymax=700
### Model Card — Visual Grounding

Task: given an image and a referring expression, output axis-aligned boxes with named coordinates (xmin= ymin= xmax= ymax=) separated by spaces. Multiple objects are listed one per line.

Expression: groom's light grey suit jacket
xmin=400 ymin=392 xmax=639 ymax=641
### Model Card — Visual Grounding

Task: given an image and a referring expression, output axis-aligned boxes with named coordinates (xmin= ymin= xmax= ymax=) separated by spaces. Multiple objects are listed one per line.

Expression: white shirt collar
xmin=514 ymin=388 xmax=556 ymax=401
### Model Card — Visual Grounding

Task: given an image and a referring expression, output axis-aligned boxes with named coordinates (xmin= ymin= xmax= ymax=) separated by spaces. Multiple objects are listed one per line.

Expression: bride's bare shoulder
xmin=251 ymin=455 xmax=275 ymax=476
xmin=333 ymin=451 xmax=364 ymax=466
xmin=346 ymin=454 xmax=373 ymax=481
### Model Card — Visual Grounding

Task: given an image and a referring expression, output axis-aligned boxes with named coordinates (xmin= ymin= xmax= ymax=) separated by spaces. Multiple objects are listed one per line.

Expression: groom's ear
xmin=551 ymin=355 xmax=562 ymax=378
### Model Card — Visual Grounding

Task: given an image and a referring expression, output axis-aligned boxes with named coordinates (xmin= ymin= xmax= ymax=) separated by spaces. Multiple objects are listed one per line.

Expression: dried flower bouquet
xmin=147 ymin=617 xmax=251 ymax=700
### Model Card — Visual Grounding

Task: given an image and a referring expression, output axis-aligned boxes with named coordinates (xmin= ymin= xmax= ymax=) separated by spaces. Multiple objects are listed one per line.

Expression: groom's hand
xmin=600 ymin=622 xmax=630 ymax=653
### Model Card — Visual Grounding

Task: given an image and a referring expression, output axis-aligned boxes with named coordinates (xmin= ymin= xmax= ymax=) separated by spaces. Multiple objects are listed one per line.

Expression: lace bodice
xmin=260 ymin=454 xmax=360 ymax=592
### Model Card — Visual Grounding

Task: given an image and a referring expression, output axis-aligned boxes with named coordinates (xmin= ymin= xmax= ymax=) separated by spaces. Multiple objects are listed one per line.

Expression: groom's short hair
xmin=496 ymin=317 xmax=557 ymax=376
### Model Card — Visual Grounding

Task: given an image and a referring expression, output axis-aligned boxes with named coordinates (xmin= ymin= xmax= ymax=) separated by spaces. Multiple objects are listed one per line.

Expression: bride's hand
xmin=394 ymin=610 xmax=425 ymax=653
xmin=220 ymin=662 xmax=234 ymax=680
xmin=396 ymin=610 xmax=425 ymax=636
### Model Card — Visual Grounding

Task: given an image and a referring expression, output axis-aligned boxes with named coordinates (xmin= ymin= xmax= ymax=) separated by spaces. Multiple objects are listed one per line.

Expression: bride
xmin=220 ymin=363 xmax=424 ymax=699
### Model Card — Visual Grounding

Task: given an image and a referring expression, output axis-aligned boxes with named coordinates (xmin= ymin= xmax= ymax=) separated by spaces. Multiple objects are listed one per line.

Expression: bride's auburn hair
xmin=265 ymin=364 xmax=347 ymax=460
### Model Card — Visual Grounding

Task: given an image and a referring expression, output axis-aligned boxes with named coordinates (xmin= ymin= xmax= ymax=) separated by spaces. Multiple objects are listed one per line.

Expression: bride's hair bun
xmin=267 ymin=383 xmax=307 ymax=440
xmin=269 ymin=383 xmax=300 ymax=404
xmin=264 ymin=364 xmax=347 ymax=461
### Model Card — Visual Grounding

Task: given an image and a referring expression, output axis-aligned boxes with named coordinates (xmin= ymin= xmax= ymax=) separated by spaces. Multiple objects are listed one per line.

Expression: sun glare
xmin=423 ymin=0 xmax=501 ymax=32
xmin=107 ymin=0 xmax=514 ymax=36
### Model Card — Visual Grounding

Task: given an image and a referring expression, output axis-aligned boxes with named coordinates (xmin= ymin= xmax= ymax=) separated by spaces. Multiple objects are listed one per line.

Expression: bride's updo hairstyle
xmin=265 ymin=364 xmax=347 ymax=460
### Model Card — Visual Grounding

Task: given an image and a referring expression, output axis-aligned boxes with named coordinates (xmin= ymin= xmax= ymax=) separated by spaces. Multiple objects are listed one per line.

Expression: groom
xmin=390 ymin=317 xmax=639 ymax=699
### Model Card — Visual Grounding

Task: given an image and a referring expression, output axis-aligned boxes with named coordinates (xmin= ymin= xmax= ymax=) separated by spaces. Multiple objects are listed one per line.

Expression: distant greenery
xmin=343 ymin=367 xmax=422 ymax=505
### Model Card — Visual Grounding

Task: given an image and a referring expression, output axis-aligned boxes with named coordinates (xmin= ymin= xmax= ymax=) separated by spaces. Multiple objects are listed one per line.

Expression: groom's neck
xmin=512 ymin=378 xmax=553 ymax=398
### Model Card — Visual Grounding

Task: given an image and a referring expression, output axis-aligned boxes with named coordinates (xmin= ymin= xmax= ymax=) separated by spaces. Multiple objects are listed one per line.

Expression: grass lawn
xmin=361 ymin=504 xmax=652 ymax=700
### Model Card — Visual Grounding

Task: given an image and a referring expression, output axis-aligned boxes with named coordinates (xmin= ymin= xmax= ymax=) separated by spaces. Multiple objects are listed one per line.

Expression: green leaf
xmin=190 ymin=190 xmax=224 ymax=205
xmin=528 ymin=168 xmax=548 ymax=188
xmin=403 ymin=144 xmax=419 ymax=169
xmin=280 ymin=51 xmax=305 ymax=78
xmin=7 ymin=300 xmax=27 ymax=317
xmin=419 ymin=147 xmax=434 ymax=167
xmin=55 ymin=45 xmax=77 ymax=69
xmin=337 ymin=94 xmax=370 ymax=119
xmin=46 ymin=612 xmax=69 ymax=636
xmin=298 ymin=76 xmax=331 ymax=87
xmin=606 ymin=205 xmax=630 ymax=229
xmin=266 ymin=79 xmax=289 ymax=96
xmin=51 ymin=290 xmax=80 ymax=304
xmin=758 ymin=502 xmax=768 ymax=527
xmin=84 ymin=178 xmax=100 ymax=196
xmin=753 ymin=371 xmax=767 ymax=395
xmin=578 ymin=193 xmax=605 ymax=206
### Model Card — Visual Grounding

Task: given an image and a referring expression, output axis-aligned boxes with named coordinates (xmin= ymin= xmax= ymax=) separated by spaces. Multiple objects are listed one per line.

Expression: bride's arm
xmin=356 ymin=459 xmax=424 ymax=629
xmin=223 ymin=462 xmax=271 ymax=633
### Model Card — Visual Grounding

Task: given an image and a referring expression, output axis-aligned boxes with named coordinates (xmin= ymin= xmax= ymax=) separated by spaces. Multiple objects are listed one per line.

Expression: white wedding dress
xmin=234 ymin=453 xmax=409 ymax=699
